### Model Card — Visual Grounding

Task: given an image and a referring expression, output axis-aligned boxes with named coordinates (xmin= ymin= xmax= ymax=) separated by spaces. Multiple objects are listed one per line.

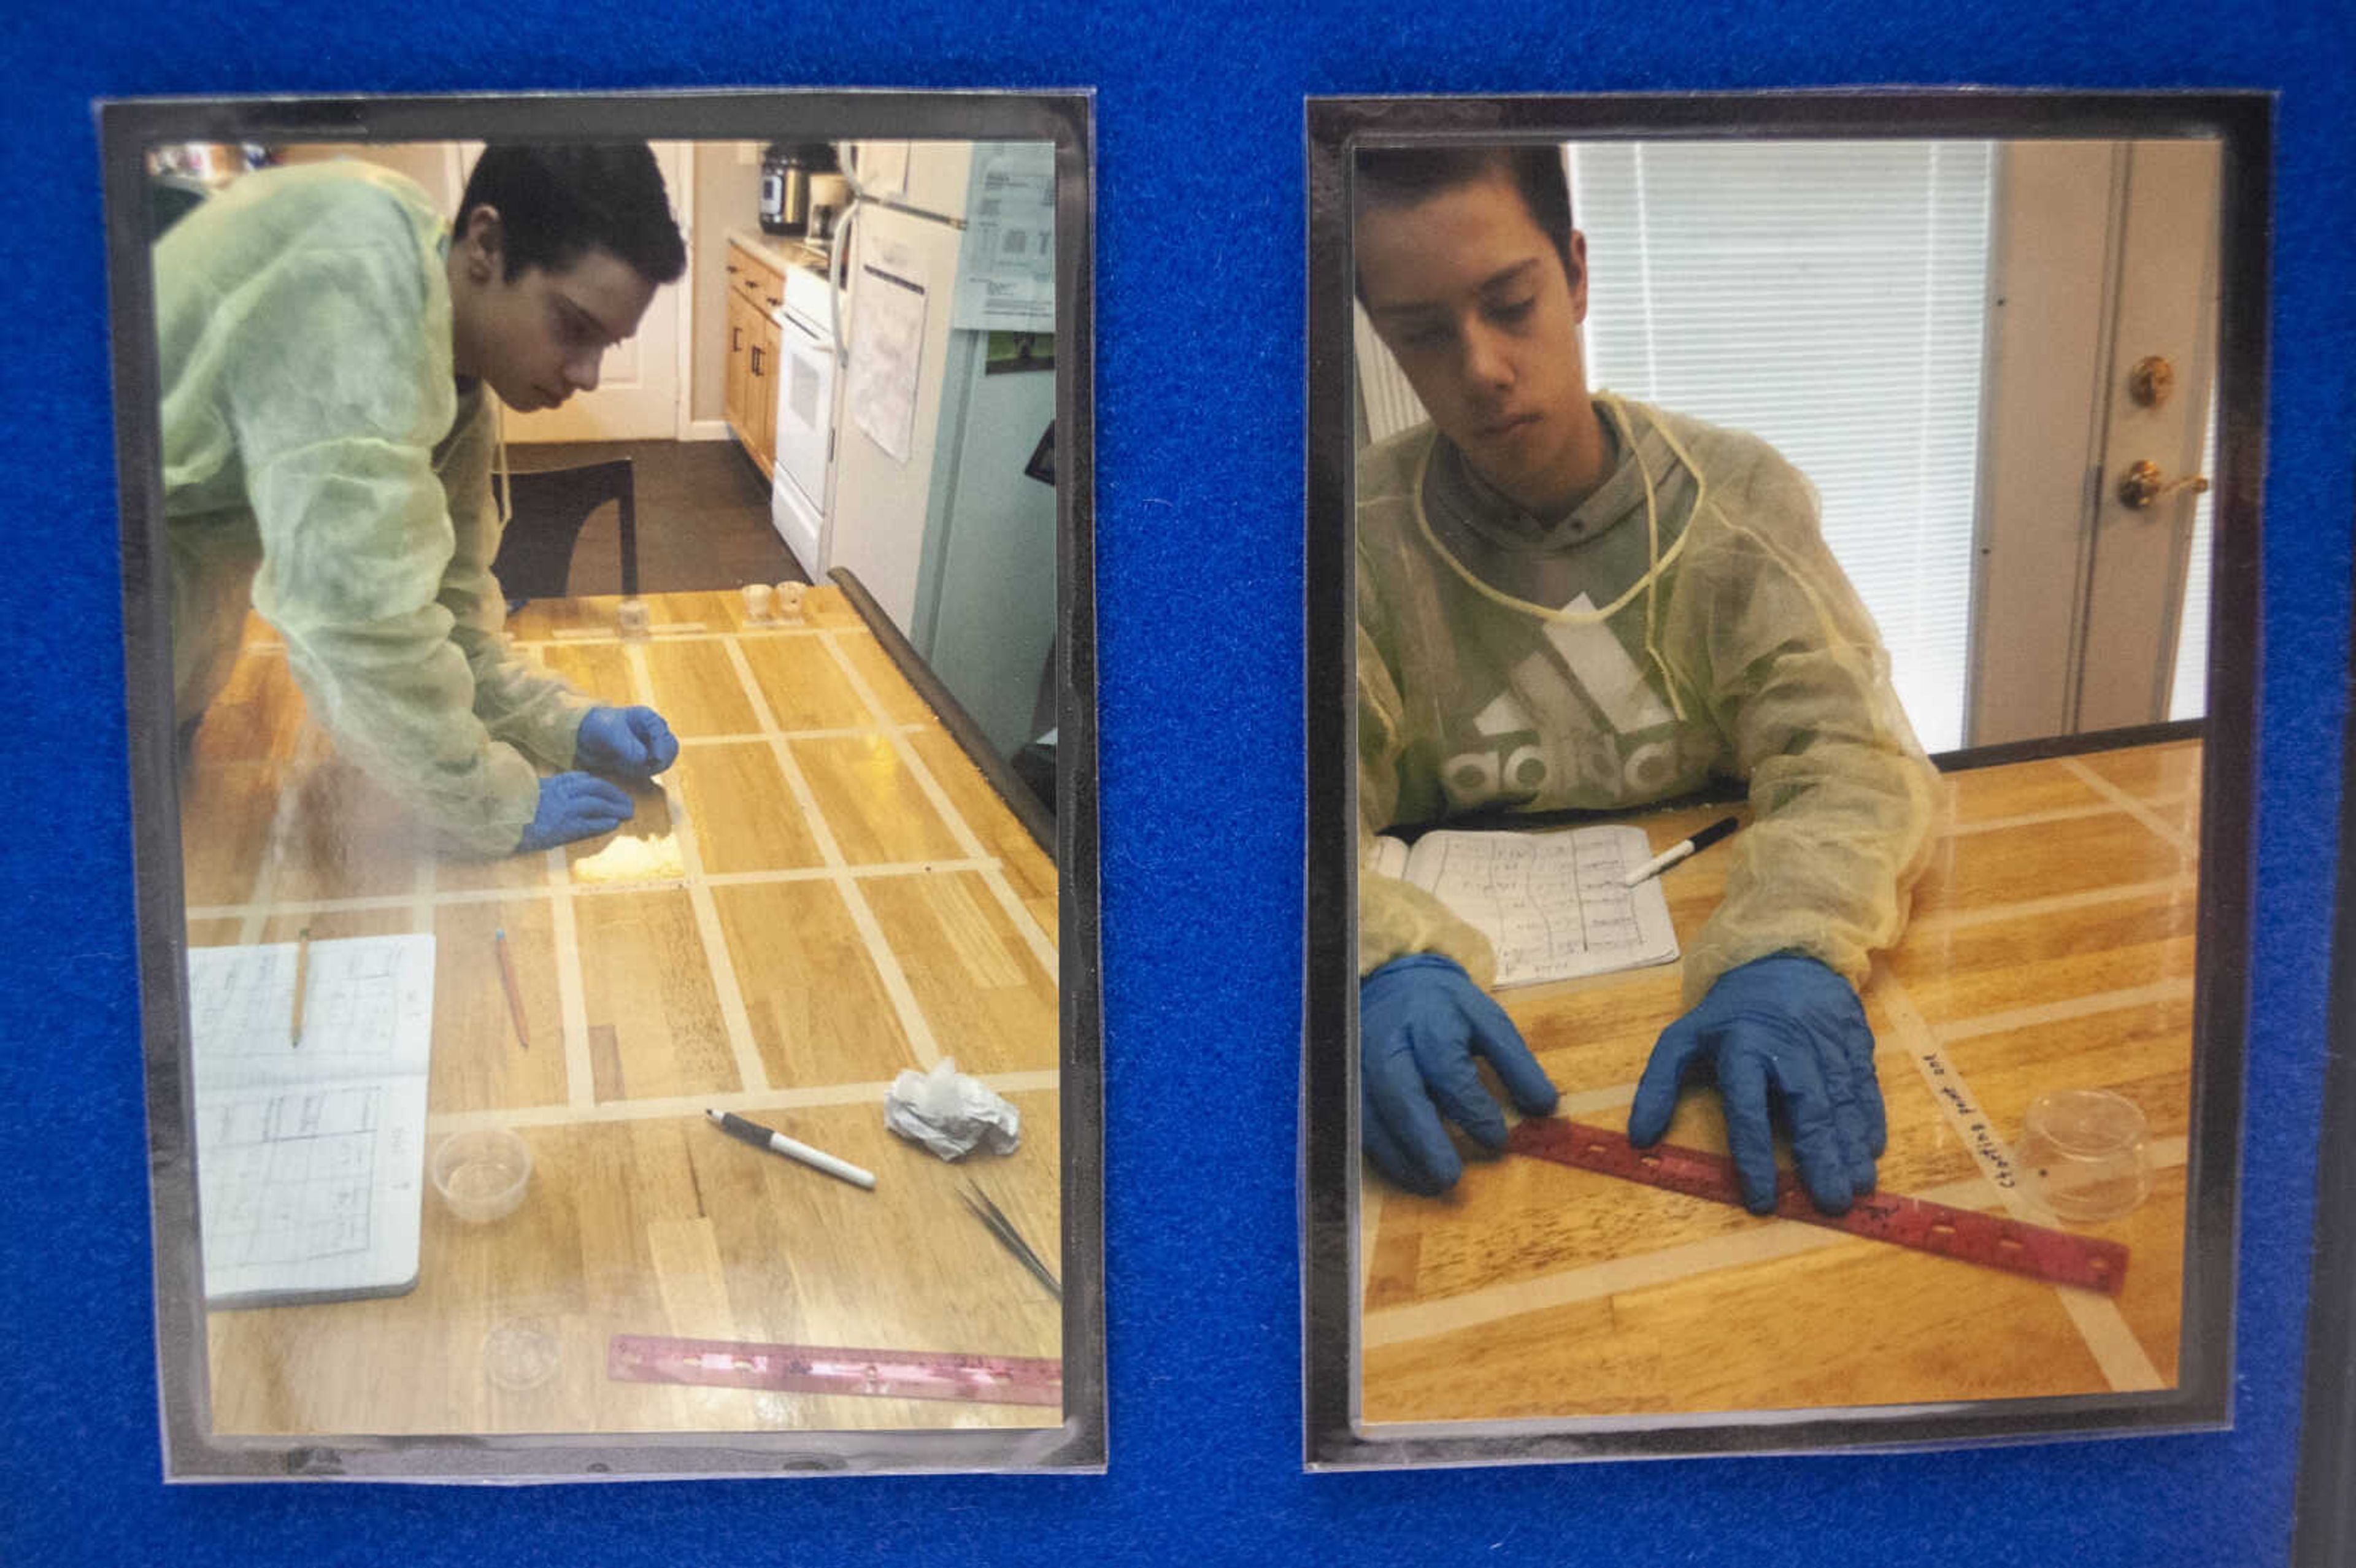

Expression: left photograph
xmin=103 ymin=92 xmax=1098 ymax=1479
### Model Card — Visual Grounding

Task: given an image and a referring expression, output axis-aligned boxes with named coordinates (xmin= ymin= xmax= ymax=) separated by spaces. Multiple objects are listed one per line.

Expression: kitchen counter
xmin=726 ymin=226 xmax=831 ymax=281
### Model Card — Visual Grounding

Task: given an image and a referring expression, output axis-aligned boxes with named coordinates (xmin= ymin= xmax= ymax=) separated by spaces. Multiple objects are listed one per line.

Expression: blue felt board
xmin=2 ymin=1 xmax=2352 ymax=1564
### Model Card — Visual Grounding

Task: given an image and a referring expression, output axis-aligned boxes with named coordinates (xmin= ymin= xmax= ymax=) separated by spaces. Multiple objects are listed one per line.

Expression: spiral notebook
xmin=1370 ymin=824 xmax=1679 ymax=989
xmin=185 ymin=934 xmax=436 ymax=1309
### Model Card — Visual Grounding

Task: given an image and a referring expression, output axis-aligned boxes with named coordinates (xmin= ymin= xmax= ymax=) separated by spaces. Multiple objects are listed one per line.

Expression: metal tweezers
xmin=958 ymin=1180 xmax=1061 ymax=1301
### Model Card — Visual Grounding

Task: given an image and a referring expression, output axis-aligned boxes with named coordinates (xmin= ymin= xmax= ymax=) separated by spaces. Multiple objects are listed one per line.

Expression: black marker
xmin=1621 ymin=816 xmax=1741 ymax=889
xmin=706 ymin=1109 xmax=876 ymax=1190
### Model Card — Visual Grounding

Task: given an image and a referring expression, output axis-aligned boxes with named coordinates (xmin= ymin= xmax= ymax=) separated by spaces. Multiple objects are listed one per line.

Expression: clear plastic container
xmin=2018 ymin=1089 xmax=2152 ymax=1223
xmin=431 ymin=1129 xmax=533 ymax=1223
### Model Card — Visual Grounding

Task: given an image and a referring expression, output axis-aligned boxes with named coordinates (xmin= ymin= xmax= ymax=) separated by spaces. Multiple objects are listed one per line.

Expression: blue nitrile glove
xmin=1361 ymin=954 xmax=1560 ymax=1196
xmin=1628 ymin=954 xmax=1883 ymax=1216
xmin=576 ymin=705 xmax=679 ymax=779
xmin=517 ymin=772 xmax=636 ymax=853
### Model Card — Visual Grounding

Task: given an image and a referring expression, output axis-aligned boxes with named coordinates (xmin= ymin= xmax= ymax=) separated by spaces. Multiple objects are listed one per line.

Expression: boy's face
xmin=450 ymin=209 xmax=657 ymax=413
xmin=1356 ymin=168 xmax=1592 ymax=509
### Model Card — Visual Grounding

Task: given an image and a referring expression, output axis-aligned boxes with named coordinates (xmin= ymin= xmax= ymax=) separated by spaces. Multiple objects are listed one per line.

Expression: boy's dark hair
xmin=1353 ymin=144 xmax=1575 ymax=285
xmin=456 ymin=144 xmax=687 ymax=286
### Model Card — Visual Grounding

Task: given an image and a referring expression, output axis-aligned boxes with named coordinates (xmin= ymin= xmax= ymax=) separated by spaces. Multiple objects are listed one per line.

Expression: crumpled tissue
xmin=883 ymin=1059 xmax=1021 ymax=1160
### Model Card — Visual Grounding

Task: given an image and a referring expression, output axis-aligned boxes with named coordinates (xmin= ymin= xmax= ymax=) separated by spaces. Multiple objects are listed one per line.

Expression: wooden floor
xmin=1357 ymin=741 xmax=2200 ymax=1426
xmin=507 ymin=438 xmax=801 ymax=596
xmin=182 ymin=586 xmax=1060 ymax=1435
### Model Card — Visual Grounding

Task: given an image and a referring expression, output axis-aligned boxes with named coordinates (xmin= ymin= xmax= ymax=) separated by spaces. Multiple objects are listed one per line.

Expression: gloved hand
xmin=516 ymin=772 xmax=636 ymax=853
xmin=576 ymin=705 xmax=679 ymax=780
xmin=1628 ymin=954 xmax=1882 ymax=1216
xmin=1361 ymin=954 xmax=1560 ymax=1196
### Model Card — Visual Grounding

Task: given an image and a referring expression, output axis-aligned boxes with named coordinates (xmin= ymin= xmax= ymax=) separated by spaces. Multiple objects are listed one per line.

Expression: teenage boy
xmin=1352 ymin=144 xmax=1940 ymax=1213
xmin=158 ymin=143 xmax=689 ymax=855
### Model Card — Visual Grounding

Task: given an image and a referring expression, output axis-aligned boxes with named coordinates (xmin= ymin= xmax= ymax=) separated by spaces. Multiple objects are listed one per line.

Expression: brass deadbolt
xmin=2117 ymin=459 xmax=2210 ymax=510
xmin=2127 ymin=356 xmax=2176 ymax=409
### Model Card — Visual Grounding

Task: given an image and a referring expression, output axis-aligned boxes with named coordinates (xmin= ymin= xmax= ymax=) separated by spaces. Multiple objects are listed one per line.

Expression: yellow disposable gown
xmin=1356 ymin=396 xmax=1942 ymax=1002
xmin=155 ymin=161 xmax=589 ymax=855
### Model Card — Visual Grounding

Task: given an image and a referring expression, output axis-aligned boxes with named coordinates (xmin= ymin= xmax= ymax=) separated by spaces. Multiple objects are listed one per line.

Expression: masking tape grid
xmin=549 ymin=623 xmax=710 ymax=640
xmin=182 ymin=858 xmax=1009 ymax=920
xmin=255 ymin=621 xmax=836 ymax=653
xmin=544 ymin=845 xmax=595 ymax=1112
xmin=722 ymin=633 xmax=946 ymax=1073
xmin=201 ymin=610 xmax=1048 ymax=1113
xmin=818 ymin=632 xmax=987 ymax=860
xmin=423 ymin=1069 xmax=1060 ymax=1134
xmin=1906 ymin=875 xmax=2198 ymax=934
xmin=1931 ymin=977 xmax=2196 ymax=1047
xmin=1361 ymin=1211 xmax=1857 ymax=1350
xmin=979 ymin=866 xmax=1060 ymax=985
xmin=628 ymin=640 xmax=769 ymax=1099
xmin=409 ymin=859 xmax=437 ymax=938
xmin=1941 ymin=795 xmax=2196 ymax=839
xmin=674 ymin=725 xmax=928 ymax=747
xmin=717 ymin=636 xmax=861 ymax=902
xmin=819 ymin=629 xmax=1059 ymax=985
xmin=1358 ymin=983 xmax=2177 ymax=1393
xmin=2058 ymin=756 xmax=2200 ymax=858
xmin=828 ymin=879 xmax=949 ymax=1072
xmin=1360 ymin=1143 xmax=2189 ymax=1355
xmin=233 ymin=723 xmax=320 ymax=947
xmin=533 ymin=625 xmax=824 ymax=646
xmin=694 ymin=860 xmax=993 ymax=888
xmin=1879 ymin=966 xmax=2166 ymax=1392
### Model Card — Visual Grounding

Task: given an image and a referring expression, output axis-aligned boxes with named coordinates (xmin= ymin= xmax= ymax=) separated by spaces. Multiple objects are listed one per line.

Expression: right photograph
xmin=1304 ymin=94 xmax=2268 ymax=1466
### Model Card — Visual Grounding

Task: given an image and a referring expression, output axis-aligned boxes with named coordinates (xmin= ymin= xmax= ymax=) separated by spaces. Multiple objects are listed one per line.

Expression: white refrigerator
xmin=826 ymin=140 xmax=1059 ymax=760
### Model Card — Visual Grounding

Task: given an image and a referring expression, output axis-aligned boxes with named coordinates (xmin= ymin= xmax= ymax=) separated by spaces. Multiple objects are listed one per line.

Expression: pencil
xmin=494 ymin=928 xmax=530 ymax=1050
xmin=289 ymin=926 xmax=312 ymax=1048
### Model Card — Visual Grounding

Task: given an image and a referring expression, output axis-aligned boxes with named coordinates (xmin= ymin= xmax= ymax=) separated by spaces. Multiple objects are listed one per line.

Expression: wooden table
xmin=180 ymin=587 xmax=1063 ymax=1435
xmin=1358 ymin=740 xmax=2200 ymax=1425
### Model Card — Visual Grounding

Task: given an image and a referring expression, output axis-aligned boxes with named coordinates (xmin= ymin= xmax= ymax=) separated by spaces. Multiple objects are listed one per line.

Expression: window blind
xmin=1571 ymin=139 xmax=1995 ymax=753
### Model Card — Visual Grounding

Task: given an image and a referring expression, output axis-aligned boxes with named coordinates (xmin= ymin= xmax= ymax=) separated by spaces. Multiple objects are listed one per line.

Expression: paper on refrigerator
xmin=846 ymin=240 xmax=930 ymax=464
xmin=953 ymin=142 xmax=1057 ymax=332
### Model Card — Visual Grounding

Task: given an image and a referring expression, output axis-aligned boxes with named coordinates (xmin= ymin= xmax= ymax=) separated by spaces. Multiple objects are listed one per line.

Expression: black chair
xmin=491 ymin=458 xmax=640 ymax=608
xmin=149 ymin=174 xmax=210 ymax=239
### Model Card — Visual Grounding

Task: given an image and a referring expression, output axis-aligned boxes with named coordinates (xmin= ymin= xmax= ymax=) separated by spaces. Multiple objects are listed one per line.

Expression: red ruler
xmin=606 ymin=1334 xmax=1063 ymax=1407
xmin=1505 ymin=1117 xmax=2129 ymax=1296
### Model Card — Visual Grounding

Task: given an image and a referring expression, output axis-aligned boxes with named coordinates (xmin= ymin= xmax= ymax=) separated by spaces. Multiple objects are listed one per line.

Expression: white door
xmin=2071 ymin=140 xmax=2222 ymax=731
xmin=1969 ymin=139 xmax=2222 ymax=742
xmin=491 ymin=140 xmax=693 ymax=444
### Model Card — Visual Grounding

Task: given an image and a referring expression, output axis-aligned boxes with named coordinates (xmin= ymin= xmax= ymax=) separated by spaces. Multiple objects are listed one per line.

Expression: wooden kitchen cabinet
xmin=755 ymin=312 xmax=782 ymax=471
xmin=722 ymin=239 xmax=788 ymax=475
xmin=723 ymin=288 xmax=752 ymax=450
xmin=723 ymin=301 xmax=762 ymax=467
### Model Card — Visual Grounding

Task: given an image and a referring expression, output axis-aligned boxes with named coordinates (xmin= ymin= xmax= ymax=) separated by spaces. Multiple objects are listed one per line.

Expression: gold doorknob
xmin=2117 ymin=459 xmax=2210 ymax=510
